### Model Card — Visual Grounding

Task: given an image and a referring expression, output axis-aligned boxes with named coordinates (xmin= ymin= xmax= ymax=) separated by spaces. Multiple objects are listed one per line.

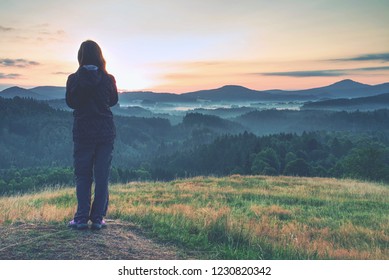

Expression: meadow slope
xmin=0 ymin=175 xmax=388 ymax=260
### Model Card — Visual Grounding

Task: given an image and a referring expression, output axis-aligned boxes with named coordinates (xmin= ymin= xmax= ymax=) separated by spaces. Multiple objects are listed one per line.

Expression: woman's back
xmin=66 ymin=65 xmax=118 ymax=143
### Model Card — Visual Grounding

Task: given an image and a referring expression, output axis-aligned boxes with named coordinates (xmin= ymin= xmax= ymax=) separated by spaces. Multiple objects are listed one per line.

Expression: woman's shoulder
xmin=67 ymin=69 xmax=83 ymax=81
xmin=67 ymin=72 xmax=76 ymax=78
xmin=103 ymin=72 xmax=116 ymax=85
xmin=106 ymin=72 xmax=116 ymax=82
xmin=66 ymin=72 xmax=78 ymax=87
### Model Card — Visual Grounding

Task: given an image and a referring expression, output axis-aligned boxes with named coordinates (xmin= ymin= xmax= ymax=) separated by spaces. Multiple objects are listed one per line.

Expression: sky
xmin=0 ymin=0 xmax=389 ymax=93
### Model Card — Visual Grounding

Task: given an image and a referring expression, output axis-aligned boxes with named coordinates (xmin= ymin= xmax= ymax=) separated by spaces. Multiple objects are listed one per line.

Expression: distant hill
xmin=268 ymin=79 xmax=389 ymax=99
xmin=119 ymin=91 xmax=196 ymax=103
xmin=31 ymin=86 xmax=66 ymax=100
xmin=302 ymin=91 xmax=389 ymax=110
xmin=182 ymin=85 xmax=317 ymax=101
xmin=0 ymin=86 xmax=64 ymax=100
xmin=0 ymin=86 xmax=46 ymax=100
xmin=2 ymin=79 xmax=389 ymax=103
xmin=183 ymin=85 xmax=274 ymax=101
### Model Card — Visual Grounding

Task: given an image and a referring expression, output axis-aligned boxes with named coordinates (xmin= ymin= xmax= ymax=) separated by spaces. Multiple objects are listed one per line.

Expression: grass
xmin=0 ymin=175 xmax=388 ymax=259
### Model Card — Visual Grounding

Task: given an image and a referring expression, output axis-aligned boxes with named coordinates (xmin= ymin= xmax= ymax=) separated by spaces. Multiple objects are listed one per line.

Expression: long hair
xmin=77 ymin=40 xmax=107 ymax=72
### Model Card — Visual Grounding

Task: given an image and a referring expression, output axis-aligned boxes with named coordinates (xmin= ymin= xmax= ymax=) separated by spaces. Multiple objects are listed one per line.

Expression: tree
xmin=341 ymin=145 xmax=389 ymax=181
xmin=284 ymin=158 xmax=310 ymax=177
xmin=251 ymin=148 xmax=280 ymax=175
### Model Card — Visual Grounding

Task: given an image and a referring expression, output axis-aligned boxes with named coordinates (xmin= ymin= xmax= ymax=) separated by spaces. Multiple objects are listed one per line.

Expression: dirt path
xmin=0 ymin=220 xmax=183 ymax=260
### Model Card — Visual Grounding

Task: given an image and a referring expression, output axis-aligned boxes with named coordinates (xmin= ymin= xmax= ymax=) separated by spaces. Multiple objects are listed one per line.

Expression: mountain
xmin=302 ymin=91 xmax=389 ymax=110
xmin=2 ymin=79 xmax=389 ymax=103
xmin=31 ymin=86 xmax=66 ymax=100
xmin=154 ymin=81 xmax=389 ymax=102
xmin=0 ymin=86 xmax=65 ymax=100
xmin=269 ymin=79 xmax=389 ymax=99
xmin=119 ymin=91 xmax=196 ymax=104
xmin=122 ymin=85 xmax=298 ymax=103
xmin=299 ymin=79 xmax=372 ymax=98
xmin=183 ymin=85 xmax=273 ymax=101
xmin=0 ymin=86 xmax=46 ymax=99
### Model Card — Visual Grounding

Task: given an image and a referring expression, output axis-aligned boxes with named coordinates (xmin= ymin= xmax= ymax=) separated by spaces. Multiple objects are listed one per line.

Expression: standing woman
xmin=66 ymin=40 xmax=118 ymax=230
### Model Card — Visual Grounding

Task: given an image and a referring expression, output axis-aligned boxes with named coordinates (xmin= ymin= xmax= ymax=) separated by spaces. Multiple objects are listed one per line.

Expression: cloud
xmin=0 ymin=25 xmax=14 ymax=32
xmin=334 ymin=53 xmax=389 ymax=62
xmin=0 ymin=73 xmax=21 ymax=79
xmin=0 ymin=58 xmax=40 ymax=68
xmin=154 ymin=60 xmax=261 ymax=70
xmin=0 ymin=24 xmax=66 ymax=44
xmin=38 ymin=29 xmax=66 ymax=36
xmin=355 ymin=66 xmax=389 ymax=71
xmin=52 ymin=71 xmax=71 ymax=75
xmin=56 ymin=30 xmax=66 ymax=36
xmin=259 ymin=66 xmax=389 ymax=77
xmin=261 ymin=70 xmax=344 ymax=77
xmin=32 ymin=24 xmax=66 ymax=42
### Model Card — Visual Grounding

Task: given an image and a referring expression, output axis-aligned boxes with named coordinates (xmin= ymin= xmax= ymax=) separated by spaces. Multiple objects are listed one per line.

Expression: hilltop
xmin=0 ymin=175 xmax=388 ymax=260
xmin=0 ymin=86 xmax=46 ymax=99
xmin=2 ymin=79 xmax=389 ymax=102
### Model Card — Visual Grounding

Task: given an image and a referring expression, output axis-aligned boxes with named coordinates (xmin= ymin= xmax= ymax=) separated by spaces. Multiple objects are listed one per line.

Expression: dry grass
xmin=0 ymin=189 xmax=75 ymax=224
xmin=0 ymin=175 xmax=388 ymax=259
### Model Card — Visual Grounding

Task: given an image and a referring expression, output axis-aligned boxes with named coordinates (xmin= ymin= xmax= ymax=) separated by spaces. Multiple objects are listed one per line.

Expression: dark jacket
xmin=66 ymin=65 xmax=118 ymax=143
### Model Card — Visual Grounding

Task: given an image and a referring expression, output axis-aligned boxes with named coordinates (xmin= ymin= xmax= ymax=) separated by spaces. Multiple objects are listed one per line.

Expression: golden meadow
xmin=0 ymin=175 xmax=388 ymax=259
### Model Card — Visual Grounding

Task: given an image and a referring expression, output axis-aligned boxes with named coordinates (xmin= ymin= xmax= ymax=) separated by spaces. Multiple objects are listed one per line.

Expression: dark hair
xmin=77 ymin=40 xmax=107 ymax=71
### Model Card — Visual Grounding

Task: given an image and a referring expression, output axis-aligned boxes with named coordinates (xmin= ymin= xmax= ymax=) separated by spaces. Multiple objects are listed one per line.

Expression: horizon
xmin=1 ymin=78 xmax=388 ymax=95
xmin=1 ymin=1 xmax=389 ymax=93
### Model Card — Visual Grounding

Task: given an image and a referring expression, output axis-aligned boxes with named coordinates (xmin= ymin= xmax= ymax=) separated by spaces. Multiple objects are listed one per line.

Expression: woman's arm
xmin=65 ymin=74 xmax=79 ymax=109
xmin=108 ymin=75 xmax=119 ymax=107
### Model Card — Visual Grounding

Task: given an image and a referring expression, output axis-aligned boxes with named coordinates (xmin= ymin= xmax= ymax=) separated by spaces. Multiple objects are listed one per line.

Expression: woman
xmin=66 ymin=40 xmax=118 ymax=230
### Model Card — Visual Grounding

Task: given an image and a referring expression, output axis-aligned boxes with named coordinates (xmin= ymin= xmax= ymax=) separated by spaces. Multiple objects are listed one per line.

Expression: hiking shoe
xmin=68 ymin=219 xmax=88 ymax=230
xmin=91 ymin=219 xmax=107 ymax=230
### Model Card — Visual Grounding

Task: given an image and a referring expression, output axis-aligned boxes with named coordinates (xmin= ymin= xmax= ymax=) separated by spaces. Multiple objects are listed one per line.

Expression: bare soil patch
xmin=0 ymin=220 xmax=182 ymax=260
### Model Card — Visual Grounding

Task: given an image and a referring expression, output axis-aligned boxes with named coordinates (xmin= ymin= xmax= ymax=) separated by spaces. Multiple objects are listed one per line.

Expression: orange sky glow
xmin=1 ymin=0 xmax=388 ymax=93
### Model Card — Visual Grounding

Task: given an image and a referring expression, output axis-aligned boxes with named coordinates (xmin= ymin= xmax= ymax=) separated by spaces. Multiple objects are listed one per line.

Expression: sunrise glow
xmin=1 ymin=0 xmax=389 ymax=93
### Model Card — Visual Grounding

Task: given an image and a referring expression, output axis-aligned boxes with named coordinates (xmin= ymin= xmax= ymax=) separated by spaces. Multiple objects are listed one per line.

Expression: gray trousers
xmin=73 ymin=141 xmax=113 ymax=223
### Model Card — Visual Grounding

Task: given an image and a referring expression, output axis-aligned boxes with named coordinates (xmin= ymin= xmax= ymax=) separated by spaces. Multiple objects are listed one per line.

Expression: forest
xmin=1 ymin=96 xmax=389 ymax=194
